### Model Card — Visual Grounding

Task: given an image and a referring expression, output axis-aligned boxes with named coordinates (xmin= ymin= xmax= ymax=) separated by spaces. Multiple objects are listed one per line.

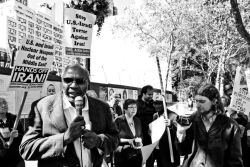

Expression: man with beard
xmin=176 ymin=84 xmax=243 ymax=167
xmin=136 ymin=85 xmax=156 ymax=167
xmin=20 ymin=64 xmax=119 ymax=167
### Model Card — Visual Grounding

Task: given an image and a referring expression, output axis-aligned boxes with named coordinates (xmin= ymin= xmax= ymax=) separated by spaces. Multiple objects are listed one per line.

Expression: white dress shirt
xmin=63 ymin=94 xmax=92 ymax=167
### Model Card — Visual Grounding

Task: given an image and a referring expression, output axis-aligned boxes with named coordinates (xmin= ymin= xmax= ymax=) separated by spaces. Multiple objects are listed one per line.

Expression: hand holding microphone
xmin=75 ymin=96 xmax=84 ymax=116
xmin=75 ymin=96 xmax=88 ymax=129
xmin=74 ymin=97 xmax=102 ymax=149
xmin=63 ymin=96 xmax=85 ymax=146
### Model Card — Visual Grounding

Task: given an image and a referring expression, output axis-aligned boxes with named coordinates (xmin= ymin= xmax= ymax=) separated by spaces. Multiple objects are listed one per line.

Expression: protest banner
xmin=140 ymin=115 xmax=166 ymax=163
xmin=230 ymin=66 xmax=250 ymax=117
xmin=8 ymin=38 xmax=54 ymax=91
xmin=149 ymin=116 xmax=166 ymax=143
xmin=6 ymin=38 xmax=54 ymax=146
xmin=245 ymin=68 xmax=250 ymax=95
xmin=64 ymin=8 xmax=96 ymax=57
xmin=141 ymin=141 xmax=159 ymax=164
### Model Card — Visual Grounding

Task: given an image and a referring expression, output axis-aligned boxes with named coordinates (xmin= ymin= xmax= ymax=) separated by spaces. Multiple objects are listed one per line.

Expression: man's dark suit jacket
xmin=19 ymin=93 xmax=119 ymax=167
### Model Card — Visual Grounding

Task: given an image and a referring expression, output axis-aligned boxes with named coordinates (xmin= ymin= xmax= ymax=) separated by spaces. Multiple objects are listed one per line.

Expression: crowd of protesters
xmin=0 ymin=64 xmax=250 ymax=167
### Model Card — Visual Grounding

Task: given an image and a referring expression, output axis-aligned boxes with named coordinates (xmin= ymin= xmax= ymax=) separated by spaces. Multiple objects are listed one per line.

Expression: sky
xmin=28 ymin=0 xmax=169 ymax=89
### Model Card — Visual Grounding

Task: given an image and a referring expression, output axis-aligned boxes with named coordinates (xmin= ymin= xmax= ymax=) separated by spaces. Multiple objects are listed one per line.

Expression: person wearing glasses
xmin=114 ymin=99 xmax=143 ymax=167
xmin=20 ymin=64 xmax=119 ymax=167
xmin=0 ymin=97 xmax=24 ymax=167
xmin=176 ymin=84 xmax=243 ymax=167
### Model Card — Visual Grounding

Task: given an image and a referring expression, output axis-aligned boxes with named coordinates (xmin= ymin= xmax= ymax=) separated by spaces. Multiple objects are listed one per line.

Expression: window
xmin=35 ymin=31 xmax=41 ymax=37
xmin=43 ymin=34 xmax=52 ymax=41
xmin=8 ymin=35 xmax=16 ymax=42
xmin=16 ymin=10 xmax=24 ymax=16
xmin=28 ymin=21 xmax=34 ymax=28
xmin=18 ymin=39 xmax=22 ymax=44
xmin=19 ymin=32 xmax=26 ymax=38
xmin=53 ymin=26 xmax=63 ymax=33
xmin=53 ymin=32 xmax=63 ymax=39
xmin=36 ymin=18 xmax=42 ymax=24
xmin=36 ymin=24 xmax=42 ymax=30
xmin=8 ymin=28 xmax=16 ymax=35
xmin=44 ymin=22 xmax=52 ymax=29
xmin=37 ymin=14 xmax=43 ymax=18
xmin=8 ymin=20 xmax=17 ymax=27
xmin=43 ymin=28 xmax=52 ymax=34
xmin=27 ymin=11 xmax=33 ymax=15
xmin=23 ymin=0 xmax=27 ymax=6
xmin=25 ymin=14 xmax=32 ymax=19
xmin=28 ymin=35 xmax=34 ymax=39
xmin=28 ymin=28 xmax=34 ymax=34
xmin=45 ymin=17 xmax=50 ymax=21
xmin=18 ymin=24 xmax=26 ymax=31
xmin=54 ymin=32 xmax=58 ymax=38
xmin=17 ymin=17 xmax=26 ymax=24
xmin=54 ymin=38 xmax=62 ymax=44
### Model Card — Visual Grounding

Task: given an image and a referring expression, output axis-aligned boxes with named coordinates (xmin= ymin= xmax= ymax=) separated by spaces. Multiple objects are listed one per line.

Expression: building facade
xmin=0 ymin=0 xmax=74 ymax=75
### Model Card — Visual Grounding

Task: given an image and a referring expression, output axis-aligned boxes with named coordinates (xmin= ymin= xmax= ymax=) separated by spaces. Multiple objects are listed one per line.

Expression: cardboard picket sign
xmin=6 ymin=38 xmax=54 ymax=146
xmin=7 ymin=38 xmax=54 ymax=91
xmin=230 ymin=66 xmax=250 ymax=117
xmin=64 ymin=8 xmax=96 ymax=57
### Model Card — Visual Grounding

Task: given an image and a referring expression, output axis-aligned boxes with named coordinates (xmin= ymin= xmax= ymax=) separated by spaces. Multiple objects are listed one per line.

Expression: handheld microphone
xmin=74 ymin=96 xmax=85 ymax=130
xmin=74 ymin=96 xmax=85 ymax=164
xmin=74 ymin=96 xmax=84 ymax=115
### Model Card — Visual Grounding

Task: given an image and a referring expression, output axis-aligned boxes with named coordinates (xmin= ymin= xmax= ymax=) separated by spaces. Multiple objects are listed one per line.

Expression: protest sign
xmin=8 ymin=38 xmax=54 ymax=91
xmin=141 ymin=141 xmax=159 ymax=164
xmin=230 ymin=66 xmax=250 ymax=116
xmin=64 ymin=8 xmax=96 ymax=57
xmin=245 ymin=68 xmax=250 ymax=93
xmin=149 ymin=116 xmax=166 ymax=143
xmin=6 ymin=38 xmax=54 ymax=146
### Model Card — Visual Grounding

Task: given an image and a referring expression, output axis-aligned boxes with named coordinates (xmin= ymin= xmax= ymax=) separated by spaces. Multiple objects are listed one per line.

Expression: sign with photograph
xmin=8 ymin=38 xmax=54 ymax=91
xmin=99 ymin=86 xmax=108 ymax=102
xmin=230 ymin=66 xmax=250 ymax=116
xmin=108 ymin=87 xmax=137 ymax=101
xmin=64 ymin=8 xmax=96 ymax=57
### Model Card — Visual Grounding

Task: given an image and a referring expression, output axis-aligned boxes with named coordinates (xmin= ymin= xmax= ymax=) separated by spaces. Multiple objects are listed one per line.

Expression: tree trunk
xmin=215 ymin=55 xmax=222 ymax=90
xmin=230 ymin=0 xmax=250 ymax=45
xmin=156 ymin=55 xmax=164 ymax=92
xmin=220 ymin=72 xmax=225 ymax=96
xmin=220 ymin=54 xmax=226 ymax=96
xmin=165 ymin=33 xmax=174 ymax=91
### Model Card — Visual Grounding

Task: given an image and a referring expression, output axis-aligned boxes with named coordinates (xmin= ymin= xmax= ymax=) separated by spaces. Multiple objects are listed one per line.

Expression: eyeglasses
xmin=47 ymin=89 xmax=55 ymax=93
xmin=194 ymin=99 xmax=206 ymax=103
xmin=63 ymin=78 xmax=87 ymax=85
xmin=128 ymin=106 xmax=137 ymax=109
